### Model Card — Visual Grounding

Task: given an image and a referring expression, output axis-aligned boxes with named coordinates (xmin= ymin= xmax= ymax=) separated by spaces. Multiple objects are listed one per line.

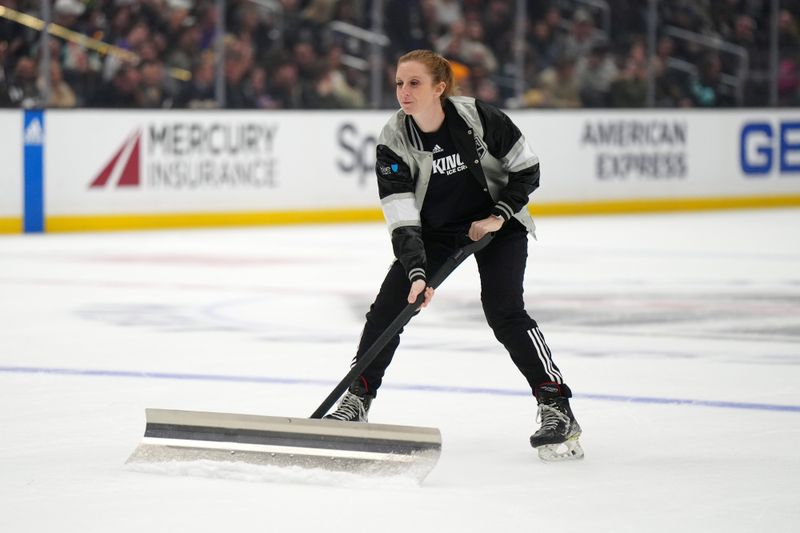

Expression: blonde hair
xmin=397 ymin=49 xmax=459 ymax=102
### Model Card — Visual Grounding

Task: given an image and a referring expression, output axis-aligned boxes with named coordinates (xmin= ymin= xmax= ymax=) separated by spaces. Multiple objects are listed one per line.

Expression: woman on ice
xmin=325 ymin=49 xmax=583 ymax=461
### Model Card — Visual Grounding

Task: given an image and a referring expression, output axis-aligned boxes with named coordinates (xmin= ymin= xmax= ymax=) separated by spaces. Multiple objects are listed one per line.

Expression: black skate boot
xmin=323 ymin=380 xmax=373 ymax=422
xmin=530 ymin=385 xmax=584 ymax=462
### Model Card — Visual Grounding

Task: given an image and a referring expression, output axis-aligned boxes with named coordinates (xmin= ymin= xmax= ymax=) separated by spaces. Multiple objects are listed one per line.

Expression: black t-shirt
xmin=418 ymin=118 xmax=493 ymax=233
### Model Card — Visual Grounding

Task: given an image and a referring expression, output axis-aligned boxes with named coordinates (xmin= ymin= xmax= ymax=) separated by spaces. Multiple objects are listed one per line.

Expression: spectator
xmin=292 ymin=40 xmax=319 ymax=83
xmin=562 ymin=9 xmax=601 ymax=62
xmin=385 ymin=0 xmax=434 ymax=58
xmin=7 ymin=56 xmax=42 ymax=108
xmin=434 ymin=20 xmax=468 ymax=63
xmin=430 ymin=0 xmax=463 ymax=29
xmin=61 ymin=44 xmax=102 ymax=106
xmin=174 ymin=53 xmax=216 ymax=108
xmin=166 ymin=26 xmax=202 ymax=73
xmin=481 ymin=0 xmax=514 ymax=60
xmin=0 ymin=40 xmax=12 ymax=107
xmin=302 ymin=63 xmax=348 ymax=109
xmin=103 ymin=21 xmax=150 ymax=81
xmin=301 ymin=0 xmax=339 ymax=27
xmin=232 ymin=2 xmax=276 ymax=64
xmin=139 ymin=60 xmax=172 ymax=108
xmin=325 ymin=44 xmax=367 ymax=108
xmin=609 ymin=43 xmax=648 ymax=107
xmin=53 ymin=0 xmax=85 ymax=30
xmin=688 ymin=53 xmax=736 ymax=107
xmin=778 ymin=58 xmax=800 ymax=106
xmin=652 ymin=36 xmax=692 ymax=107
xmin=42 ymin=60 xmax=77 ymax=108
xmin=224 ymin=38 xmax=255 ymax=108
xmin=728 ymin=14 xmax=767 ymax=106
xmin=576 ymin=41 xmax=618 ymax=107
xmin=245 ymin=65 xmax=280 ymax=109
xmin=267 ymin=62 xmax=303 ymax=109
xmin=90 ymin=63 xmax=141 ymax=108
xmin=462 ymin=19 xmax=498 ymax=73
xmin=529 ymin=19 xmax=561 ymax=72
xmin=335 ymin=0 xmax=367 ymax=27
xmin=526 ymin=53 xmax=581 ymax=108
xmin=475 ymin=77 xmax=501 ymax=106
xmin=778 ymin=9 xmax=800 ymax=106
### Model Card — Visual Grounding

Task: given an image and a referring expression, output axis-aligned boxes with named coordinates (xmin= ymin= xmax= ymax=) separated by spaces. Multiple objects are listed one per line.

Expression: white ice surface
xmin=1 ymin=209 xmax=799 ymax=533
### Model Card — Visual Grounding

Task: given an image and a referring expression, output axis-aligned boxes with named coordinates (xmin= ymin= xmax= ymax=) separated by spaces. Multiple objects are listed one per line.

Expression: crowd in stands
xmin=1 ymin=0 xmax=799 ymax=109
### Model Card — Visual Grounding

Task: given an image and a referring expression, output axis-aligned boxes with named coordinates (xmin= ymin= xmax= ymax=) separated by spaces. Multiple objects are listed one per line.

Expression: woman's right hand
xmin=408 ymin=279 xmax=434 ymax=307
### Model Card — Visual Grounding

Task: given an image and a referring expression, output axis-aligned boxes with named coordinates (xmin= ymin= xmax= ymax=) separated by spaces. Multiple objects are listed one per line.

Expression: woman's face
xmin=395 ymin=60 xmax=445 ymax=115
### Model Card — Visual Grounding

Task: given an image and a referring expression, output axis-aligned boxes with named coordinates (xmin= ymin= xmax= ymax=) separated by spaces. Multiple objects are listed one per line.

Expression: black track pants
xmin=352 ymin=221 xmax=570 ymax=398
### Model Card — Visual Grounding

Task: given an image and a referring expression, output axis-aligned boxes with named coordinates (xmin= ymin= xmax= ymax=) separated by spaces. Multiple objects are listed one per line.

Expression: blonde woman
xmin=326 ymin=50 xmax=583 ymax=461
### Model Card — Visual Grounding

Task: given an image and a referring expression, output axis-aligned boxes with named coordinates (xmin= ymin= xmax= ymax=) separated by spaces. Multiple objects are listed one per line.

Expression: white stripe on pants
xmin=527 ymin=327 xmax=563 ymax=383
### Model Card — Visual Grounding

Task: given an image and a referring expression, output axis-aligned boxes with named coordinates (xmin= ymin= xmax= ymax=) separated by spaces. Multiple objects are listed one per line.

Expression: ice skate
xmin=530 ymin=395 xmax=584 ymax=462
xmin=323 ymin=381 xmax=373 ymax=422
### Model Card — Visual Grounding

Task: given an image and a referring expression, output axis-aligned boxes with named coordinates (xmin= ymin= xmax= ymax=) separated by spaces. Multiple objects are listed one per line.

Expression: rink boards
xmin=1 ymin=108 xmax=799 ymax=233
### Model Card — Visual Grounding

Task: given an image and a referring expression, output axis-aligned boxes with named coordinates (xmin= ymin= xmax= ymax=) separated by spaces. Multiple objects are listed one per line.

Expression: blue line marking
xmin=2 ymin=365 xmax=799 ymax=413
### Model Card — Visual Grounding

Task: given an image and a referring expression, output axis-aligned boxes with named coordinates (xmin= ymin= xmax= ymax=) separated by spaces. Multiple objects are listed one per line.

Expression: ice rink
xmin=2 ymin=209 xmax=799 ymax=533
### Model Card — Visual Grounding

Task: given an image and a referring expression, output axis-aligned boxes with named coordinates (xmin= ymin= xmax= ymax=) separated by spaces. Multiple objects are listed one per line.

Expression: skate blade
xmin=536 ymin=436 xmax=584 ymax=462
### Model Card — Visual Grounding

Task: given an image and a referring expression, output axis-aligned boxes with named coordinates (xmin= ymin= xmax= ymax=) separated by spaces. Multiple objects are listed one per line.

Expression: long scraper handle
xmin=310 ymin=233 xmax=494 ymax=419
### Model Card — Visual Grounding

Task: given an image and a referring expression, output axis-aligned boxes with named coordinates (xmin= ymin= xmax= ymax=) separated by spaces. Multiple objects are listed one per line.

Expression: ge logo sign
xmin=740 ymin=122 xmax=800 ymax=176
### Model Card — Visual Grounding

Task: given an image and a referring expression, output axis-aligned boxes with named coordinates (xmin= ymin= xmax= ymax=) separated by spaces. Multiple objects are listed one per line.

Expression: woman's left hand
xmin=468 ymin=215 xmax=504 ymax=241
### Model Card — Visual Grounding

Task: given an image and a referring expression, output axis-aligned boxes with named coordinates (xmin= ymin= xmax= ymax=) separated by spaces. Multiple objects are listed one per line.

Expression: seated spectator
xmin=385 ymin=0 xmax=434 ymax=58
xmin=434 ymin=20 xmax=469 ymax=64
xmin=166 ymin=26 xmax=203 ymax=74
xmin=53 ymin=0 xmax=86 ymax=30
xmin=91 ymin=62 xmax=142 ymax=108
xmin=431 ymin=0 xmax=463 ymax=29
xmin=61 ymin=44 xmax=102 ymax=107
xmin=462 ymin=19 xmax=498 ymax=73
xmin=0 ymin=40 xmax=12 ymax=107
xmin=576 ymin=41 xmax=618 ymax=107
xmin=481 ymin=0 xmax=515 ymax=62
xmin=650 ymin=35 xmax=694 ymax=107
xmin=562 ymin=8 xmax=601 ymax=62
xmin=529 ymin=19 xmax=561 ymax=72
xmin=778 ymin=58 xmax=800 ymax=106
xmin=139 ymin=60 xmax=172 ymax=108
xmin=267 ymin=61 xmax=303 ymax=109
xmin=245 ymin=65 xmax=280 ymax=109
xmin=325 ymin=45 xmax=367 ymax=108
xmin=224 ymin=38 xmax=255 ymax=109
xmin=7 ymin=56 xmax=42 ymax=108
xmin=475 ymin=77 xmax=501 ymax=106
xmin=609 ymin=43 xmax=648 ymax=107
xmin=42 ymin=60 xmax=77 ymax=108
xmin=301 ymin=62 xmax=349 ymax=109
xmin=292 ymin=40 xmax=319 ymax=84
xmin=174 ymin=53 xmax=216 ymax=108
xmin=525 ymin=54 xmax=581 ymax=108
xmin=688 ymin=53 xmax=736 ymax=107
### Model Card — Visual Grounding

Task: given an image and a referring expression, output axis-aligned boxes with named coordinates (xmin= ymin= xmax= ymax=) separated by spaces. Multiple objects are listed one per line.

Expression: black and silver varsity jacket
xmin=375 ymin=96 xmax=540 ymax=283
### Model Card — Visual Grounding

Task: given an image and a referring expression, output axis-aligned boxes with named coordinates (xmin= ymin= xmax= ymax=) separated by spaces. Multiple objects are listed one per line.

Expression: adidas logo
xmin=432 ymin=144 xmax=443 ymax=154
xmin=24 ymin=118 xmax=43 ymax=145
xmin=90 ymin=130 xmax=141 ymax=188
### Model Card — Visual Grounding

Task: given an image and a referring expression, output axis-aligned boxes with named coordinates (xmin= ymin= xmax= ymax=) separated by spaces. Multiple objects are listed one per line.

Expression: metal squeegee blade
xmin=127 ymin=409 xmax=442 ymax=483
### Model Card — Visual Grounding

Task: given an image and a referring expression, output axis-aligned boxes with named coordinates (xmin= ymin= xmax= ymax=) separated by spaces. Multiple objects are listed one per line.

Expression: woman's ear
xmin=434 ymin=81 xmax=446 ymax=98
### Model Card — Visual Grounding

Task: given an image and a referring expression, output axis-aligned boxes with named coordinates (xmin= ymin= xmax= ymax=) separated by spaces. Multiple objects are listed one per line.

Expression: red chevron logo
xmin=89 ymin=130 xmax=141 ymax=188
